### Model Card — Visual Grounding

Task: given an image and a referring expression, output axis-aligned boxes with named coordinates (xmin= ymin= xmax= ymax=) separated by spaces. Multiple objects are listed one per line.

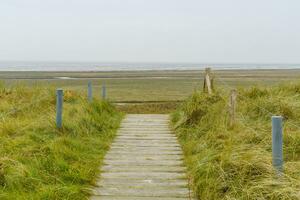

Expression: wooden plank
xmin=90 ymin=114 xmax=191 ymax=199
xmin=91 ymin=196 xmax=189 ymax=200
xmin=101 ymin=165 xmax=186 ymax=173
xmin=92 ymin=187 xmax=189 ymax=197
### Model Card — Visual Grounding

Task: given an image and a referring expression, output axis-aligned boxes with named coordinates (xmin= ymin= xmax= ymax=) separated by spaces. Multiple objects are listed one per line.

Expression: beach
xmin=1 ymin=69 xmax=300 ymax=102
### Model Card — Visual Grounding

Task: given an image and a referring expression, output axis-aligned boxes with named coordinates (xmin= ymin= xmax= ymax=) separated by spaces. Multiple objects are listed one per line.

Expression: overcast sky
xmin=1 ymin=0 xmax=300 ymax=63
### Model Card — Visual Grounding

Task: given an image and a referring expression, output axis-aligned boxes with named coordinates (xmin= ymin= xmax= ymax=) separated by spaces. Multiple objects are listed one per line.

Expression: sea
xmin=0 ymin=61 xmax=299 ymax=71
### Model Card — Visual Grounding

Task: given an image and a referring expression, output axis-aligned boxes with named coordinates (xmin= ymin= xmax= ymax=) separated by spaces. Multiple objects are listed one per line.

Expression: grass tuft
xmin=0 ymin=85 xmax=123 ymax=199
xmin=172 ymin=83 xmax=300 ymax=200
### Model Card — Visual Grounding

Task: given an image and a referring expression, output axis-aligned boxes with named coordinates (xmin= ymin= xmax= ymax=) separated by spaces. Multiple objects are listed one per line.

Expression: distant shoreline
xmin=1 ymin=62 xmax=300 ymax=72
xmin=2 ymin=68 xmax=300 ymax=73
xmin=1 ymin=69 xmax=300 ymax=80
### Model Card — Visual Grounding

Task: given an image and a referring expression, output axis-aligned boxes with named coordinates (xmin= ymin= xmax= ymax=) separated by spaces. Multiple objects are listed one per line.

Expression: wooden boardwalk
xmin=91 ymin=114 xmax=191 ymax=200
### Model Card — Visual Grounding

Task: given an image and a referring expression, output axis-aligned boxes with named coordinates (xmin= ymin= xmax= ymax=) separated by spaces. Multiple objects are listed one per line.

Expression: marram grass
xmin=0 ymin=85 xmax=123 ymax=199
xmin=171 ymin=82 xmax=300 ymax=200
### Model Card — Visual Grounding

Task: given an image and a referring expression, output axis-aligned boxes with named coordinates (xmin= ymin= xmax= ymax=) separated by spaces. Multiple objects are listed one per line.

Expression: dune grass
xmin=4 ymin=69 xmax=300 ymax=103
xmin=0 ymin=84 xmax=123 ymax=199
xmin=171 ymin=82 xmax=300 ymax=199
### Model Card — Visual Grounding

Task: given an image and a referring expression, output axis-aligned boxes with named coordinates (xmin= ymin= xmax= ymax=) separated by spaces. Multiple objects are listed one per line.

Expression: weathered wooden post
xmin=56 ymin=89 xmax=63 ymax=129
xmin=229 ymin=89 xmax=237 ymax=127
xmin=272 ymin=116 xmax=283 ymax=172
xmin=102 ymin=83 xmax=106 ymax=99
xmin=203 ymin=67 xmax=213 ymax=94
xmin=88 ymin=81 xmax=92 ymax=102
xmin=211 ymin=77 xmax=214 ymax=91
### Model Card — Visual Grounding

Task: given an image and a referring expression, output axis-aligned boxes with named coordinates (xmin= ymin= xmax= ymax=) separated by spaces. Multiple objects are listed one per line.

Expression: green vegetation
xmin=4 ymin=69 xmax=300 ymax=114
xmin=2 ymin=69 xmax=300 ymax=199
xmin=3 ymin=69 xmax=300 ymax=102
xmin=171 ymin=82 xmax=300 ymax=199
xmin=0 ymin=84 xmax=123 ymax=199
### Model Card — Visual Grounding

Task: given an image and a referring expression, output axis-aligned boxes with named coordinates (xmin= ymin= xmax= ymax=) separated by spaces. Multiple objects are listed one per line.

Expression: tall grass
xmin=0 ymin=84 xmax=123 ymax=199
xmin=171 ymin=82 xmax=300 ymax=200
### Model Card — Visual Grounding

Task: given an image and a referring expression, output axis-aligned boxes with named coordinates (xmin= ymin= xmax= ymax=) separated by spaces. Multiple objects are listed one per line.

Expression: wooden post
xmin=102 ymin=83 xmax=106 ymax=99
xmin=229 ymin=89 xmax=237 ymax=127
xmin=56 ymin=89 xmax=63 ymax=129
xmin=272 ymin=116 xmax=283 ymax=172
xmin=203 ymin=67 xmax=212 ymax=94
xmin=88 ymin=81 xmax=92 ymax=102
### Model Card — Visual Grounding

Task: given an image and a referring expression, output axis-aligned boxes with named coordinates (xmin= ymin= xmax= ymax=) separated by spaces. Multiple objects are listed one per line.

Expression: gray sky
xmin=1 ymin=0 xmax=300 ymax=63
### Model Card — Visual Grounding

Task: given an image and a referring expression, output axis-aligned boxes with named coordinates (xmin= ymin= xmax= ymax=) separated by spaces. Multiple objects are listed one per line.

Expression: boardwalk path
xmin=91 ymin=114 xmax=191 ymax=200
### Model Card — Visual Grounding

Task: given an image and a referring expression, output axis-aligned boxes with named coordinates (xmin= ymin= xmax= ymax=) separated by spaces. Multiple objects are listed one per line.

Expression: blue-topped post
xmin=102 ymin=83 xmax=106 ymax=99
xmin=272 ymin=116 xmax=283 ymax=172
xmin=56 ymin=89 xmax=63 ymax=129
xmin=88 ymin=81 xmax=92 ymax=102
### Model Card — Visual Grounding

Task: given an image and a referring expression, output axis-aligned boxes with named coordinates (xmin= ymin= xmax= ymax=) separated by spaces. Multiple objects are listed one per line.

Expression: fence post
xmin=229 ymin=89 xmax=237 ymax=127
xmin=102 ymin=83 xmax=106 ymax=99
xmin=203 ymin=67 xmax=212 ymax=94
xmin=272 ymin=116 xmax=283 ymax=172
xmin=56 ymin=89 xmax=63 ymax=129
xmin=88 ymin=81 xmax=92 ymax=102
